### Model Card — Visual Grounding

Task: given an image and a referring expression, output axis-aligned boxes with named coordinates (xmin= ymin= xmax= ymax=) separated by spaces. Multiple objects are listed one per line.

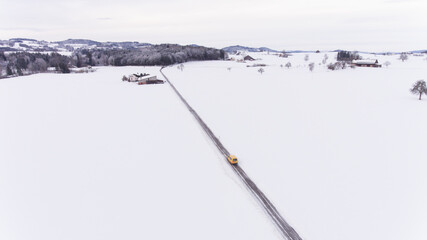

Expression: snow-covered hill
xmin=222 ymin=45 xmax=280 ymax=53
xmin=0 ymin=38 xmax=152 ymax=55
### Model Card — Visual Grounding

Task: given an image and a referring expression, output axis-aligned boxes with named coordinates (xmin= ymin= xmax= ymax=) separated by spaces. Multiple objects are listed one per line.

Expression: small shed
xmin=244 ymin=55 xmax=255 ymax=61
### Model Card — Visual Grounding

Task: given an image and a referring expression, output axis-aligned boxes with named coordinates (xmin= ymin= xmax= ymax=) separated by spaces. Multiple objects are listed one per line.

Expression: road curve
xmin=160 ymin=67 xmax=303 ymax=240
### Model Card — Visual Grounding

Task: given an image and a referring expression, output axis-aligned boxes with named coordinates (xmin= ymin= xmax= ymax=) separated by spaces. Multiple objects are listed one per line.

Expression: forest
xmin=0 ymin=44 xmax=226 ymax=78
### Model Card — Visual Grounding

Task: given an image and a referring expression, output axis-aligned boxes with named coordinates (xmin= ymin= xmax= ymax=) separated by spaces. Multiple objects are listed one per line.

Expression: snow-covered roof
xmin=353 ymin=59 xmax=379 ymax=64
xmin=138 ymin=75 xmax=157 ymax=80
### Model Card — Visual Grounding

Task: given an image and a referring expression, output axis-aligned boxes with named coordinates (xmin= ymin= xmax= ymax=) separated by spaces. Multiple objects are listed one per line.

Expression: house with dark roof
xmin=243 ymin=55 xmax=255 ymax=61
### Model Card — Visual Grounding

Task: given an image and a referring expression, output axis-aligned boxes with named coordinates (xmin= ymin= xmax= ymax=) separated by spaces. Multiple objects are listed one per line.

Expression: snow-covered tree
xmin=304 ymin=54 xmax=309 ymax=61
xmin=30 ymin=58 xmax=47 ymax=72
xmin=258 ymin=68 xmax=264 ymax=74
xmin=6 ymin=65 xmax=13 ymax=75
xmin=285 ymin=62 xmax=292 ymax=68
xmin=410 ymin=80 xmax=427 ymax=100
xmin=337 ymin=51 xmax=360 ymax=61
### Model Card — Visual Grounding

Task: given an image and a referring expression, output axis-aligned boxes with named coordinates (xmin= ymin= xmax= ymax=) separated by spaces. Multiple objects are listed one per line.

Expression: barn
xmin=352 ymin=59 xmax=382 ymax=68
xmin=137 ymin=75 xmax=164 ymax=85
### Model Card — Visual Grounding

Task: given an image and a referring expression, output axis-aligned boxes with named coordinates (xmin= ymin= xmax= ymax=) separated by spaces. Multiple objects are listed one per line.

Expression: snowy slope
xmin=162 ymin=52 xmax=427 ymax=240
xmin=0 ymin=67 xmax=281 ymax=240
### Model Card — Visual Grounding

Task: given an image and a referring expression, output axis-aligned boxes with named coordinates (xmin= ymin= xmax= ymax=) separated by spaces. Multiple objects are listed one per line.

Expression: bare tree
xmin=410 ymin=80 xmax=427 ymax=100
xmin=177 ymin=64 xmax=184 ymax=71
xmin=399 ymin=53 xmax=408 ymax=62
xmin=384 ymin=61 xmax=391 ymax=68
xmin=322 ymin=54 xmax=329 ymax=64
xmin=327 ymin=62 xmax=346 ymax=70
xmin=258 ymin=68 xmax=265 ymax=74
xmin=304 ymin=54 xmax=309 ymax=61
xmin=285 ymin=62 xmax=292 ymax=68
xmin=308 ymin=62 xmax=315 ymax=72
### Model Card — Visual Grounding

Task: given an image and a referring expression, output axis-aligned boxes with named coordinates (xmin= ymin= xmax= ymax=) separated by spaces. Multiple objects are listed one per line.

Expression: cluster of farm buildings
xmin=232 ymin=52 xmax=383 ymax=68
xmin=122 ymin=73 xmax=164 ymax=85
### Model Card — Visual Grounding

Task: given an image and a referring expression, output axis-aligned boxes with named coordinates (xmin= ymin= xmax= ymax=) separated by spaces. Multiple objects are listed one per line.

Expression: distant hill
xmin=222 ymin=45 xmax=327 ymax=54
xmin=55 ymin=39 xmax=102 ymax=46
xmin=285 ymin=50 xmax=318 ymax=53
xmin=0 ymin=38 xmax=155 ymax=54
xmin=409 ymin=50 xmax=427 ymax=54
xmin=9 ymin=38 xmax=38 ymax=42
xmin=222 ymin=45 xmax=279 ymax=53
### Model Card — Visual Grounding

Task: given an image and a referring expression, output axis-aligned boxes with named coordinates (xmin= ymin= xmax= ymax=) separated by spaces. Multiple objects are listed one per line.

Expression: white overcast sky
xmin=0 ymin=0 xmax=426 ymax=51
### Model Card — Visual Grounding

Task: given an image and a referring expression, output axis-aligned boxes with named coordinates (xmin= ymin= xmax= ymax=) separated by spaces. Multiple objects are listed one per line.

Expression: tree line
xmin=0 ymin=44 xmax=227 ymax=78
xmin=0 ymin=52 xmax=71 ymax=77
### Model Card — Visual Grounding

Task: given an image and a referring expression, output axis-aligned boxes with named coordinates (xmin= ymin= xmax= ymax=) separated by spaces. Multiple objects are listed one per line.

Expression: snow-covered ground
xmin=0 ymin=67 xmax=280 ymax=240
xmin=162 ymin=52 xmax=427 ymax=240
xmin=1 ymin=52 xmax=427 ymax=240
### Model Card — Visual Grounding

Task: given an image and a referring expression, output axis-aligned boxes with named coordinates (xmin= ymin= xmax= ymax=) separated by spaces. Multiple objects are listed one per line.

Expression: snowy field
xmin=163 ymin=52 xmax=427 ymax=240
xmin=1 ymin=52 xmax=427 ymax=240
xmin=0 ymin=67 xmax=279 ymax=240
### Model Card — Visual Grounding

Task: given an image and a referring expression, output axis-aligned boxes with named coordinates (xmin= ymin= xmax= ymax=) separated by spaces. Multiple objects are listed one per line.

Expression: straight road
xmin=160 ymin=67 xmax=303 ymax=240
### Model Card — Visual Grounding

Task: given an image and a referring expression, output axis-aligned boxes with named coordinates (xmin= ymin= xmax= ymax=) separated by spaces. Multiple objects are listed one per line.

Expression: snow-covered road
xmin=161 ymin=67 xmax=302 ymax=240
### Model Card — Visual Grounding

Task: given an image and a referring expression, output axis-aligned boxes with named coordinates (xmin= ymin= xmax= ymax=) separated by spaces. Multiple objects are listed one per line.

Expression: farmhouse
xmin=352 ymin=59 xmax=382 ymax=68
